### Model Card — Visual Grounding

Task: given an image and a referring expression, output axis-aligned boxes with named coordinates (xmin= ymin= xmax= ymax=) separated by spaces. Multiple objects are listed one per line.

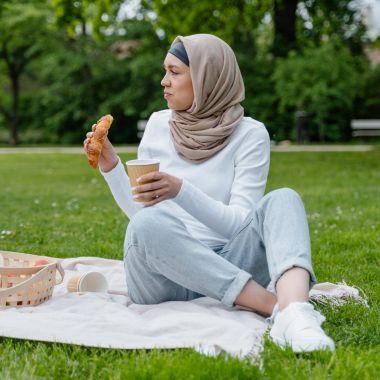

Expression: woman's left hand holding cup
xmin=133 ymin=171 xmax=183 ymax=206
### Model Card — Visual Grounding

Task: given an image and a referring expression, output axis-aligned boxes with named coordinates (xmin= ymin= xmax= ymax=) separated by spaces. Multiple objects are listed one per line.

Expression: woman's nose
xmin=161 ymin=73 xmax=170 ymax=87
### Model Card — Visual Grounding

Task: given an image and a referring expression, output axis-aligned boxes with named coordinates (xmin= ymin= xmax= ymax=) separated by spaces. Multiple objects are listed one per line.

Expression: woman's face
xmin=161 ymin=53 xmax=194 ymax=111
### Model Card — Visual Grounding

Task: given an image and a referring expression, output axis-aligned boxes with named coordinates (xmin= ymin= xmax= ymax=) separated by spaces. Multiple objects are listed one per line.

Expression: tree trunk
xmin=273 ymin=0 xmax=298 ymax=57
xmin=9 ymin=71 xmax=20 ymax=146
xmin=81 ymin=19 xmax=87 ymax=36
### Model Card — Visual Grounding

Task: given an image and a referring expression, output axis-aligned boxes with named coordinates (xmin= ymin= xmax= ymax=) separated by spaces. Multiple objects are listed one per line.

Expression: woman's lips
xmin=164 ymin=93 xmax=172 ymax=99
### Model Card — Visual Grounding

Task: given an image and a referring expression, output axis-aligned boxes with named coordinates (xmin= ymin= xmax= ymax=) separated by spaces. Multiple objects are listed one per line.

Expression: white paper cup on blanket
xmin=67 ymin=272 xmax=108 ymax=293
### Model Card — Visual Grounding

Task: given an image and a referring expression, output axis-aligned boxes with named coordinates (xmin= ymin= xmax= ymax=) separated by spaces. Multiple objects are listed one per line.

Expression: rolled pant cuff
xmin=221 ymin=270 xmax=252 ymax=307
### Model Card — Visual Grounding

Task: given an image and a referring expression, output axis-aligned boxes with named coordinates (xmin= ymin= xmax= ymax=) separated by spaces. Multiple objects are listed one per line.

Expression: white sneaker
xmin=268 ymin=302 xmax=335 ymax=352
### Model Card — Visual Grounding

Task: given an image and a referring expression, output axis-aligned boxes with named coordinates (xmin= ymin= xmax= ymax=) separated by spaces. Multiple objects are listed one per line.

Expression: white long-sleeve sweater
xmin=101 ymin=109 xmax=270 ymax=248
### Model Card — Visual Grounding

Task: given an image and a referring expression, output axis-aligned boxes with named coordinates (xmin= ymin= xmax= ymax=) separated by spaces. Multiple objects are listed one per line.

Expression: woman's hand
xmin=83 ymin=124 xmax=118 ymax=172
xmin=133 ymin=171 xmax=183 ymax=206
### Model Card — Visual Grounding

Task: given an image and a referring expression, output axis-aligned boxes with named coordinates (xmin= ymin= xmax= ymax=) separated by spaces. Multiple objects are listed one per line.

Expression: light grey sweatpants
xmin=124 ymin=188 xmax=317 ymax=307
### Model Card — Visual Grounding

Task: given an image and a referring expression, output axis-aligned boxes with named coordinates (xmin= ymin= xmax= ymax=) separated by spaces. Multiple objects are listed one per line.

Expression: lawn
xmin=0 ymin=149 xmax=379 ymax=379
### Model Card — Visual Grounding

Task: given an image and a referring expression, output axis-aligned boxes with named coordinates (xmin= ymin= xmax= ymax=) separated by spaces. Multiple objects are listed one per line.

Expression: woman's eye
xmin=163 ymin=68 xmax=178 ymax=76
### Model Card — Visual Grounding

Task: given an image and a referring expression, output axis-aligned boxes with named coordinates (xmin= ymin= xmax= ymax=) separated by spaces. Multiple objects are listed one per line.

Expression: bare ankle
xmin=234 ymin=279 xmax=277 ymax=317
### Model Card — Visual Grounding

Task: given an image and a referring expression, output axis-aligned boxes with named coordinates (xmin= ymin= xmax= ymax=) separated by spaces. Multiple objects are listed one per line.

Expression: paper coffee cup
xmin=125 ymin=159 xmax=160 ymax=202
xmin=67 ymin=272 xmax=108 ymax=293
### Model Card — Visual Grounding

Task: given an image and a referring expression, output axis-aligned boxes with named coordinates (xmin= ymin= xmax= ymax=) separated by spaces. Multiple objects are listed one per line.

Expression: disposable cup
xmin=67 ymin=272 xmax=108 ymax=293
xmin=125 ymin=159 xmax=160 ymax=202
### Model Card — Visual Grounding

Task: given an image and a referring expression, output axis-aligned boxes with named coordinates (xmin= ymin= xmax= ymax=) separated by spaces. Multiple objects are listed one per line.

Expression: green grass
xmin=0 ymin=150 xmax=379 ymax=379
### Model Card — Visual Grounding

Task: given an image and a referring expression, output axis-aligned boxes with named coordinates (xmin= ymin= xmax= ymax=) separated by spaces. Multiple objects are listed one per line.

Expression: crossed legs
xmin=124 ymin=188 xmax=315 ymax=316
xmin=124 ymin=188 xmax=335 ymax=351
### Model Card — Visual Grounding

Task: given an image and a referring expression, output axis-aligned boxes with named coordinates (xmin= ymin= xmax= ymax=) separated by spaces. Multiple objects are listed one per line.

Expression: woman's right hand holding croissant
xmin=83 ymin=124 xmax=119 ymax=172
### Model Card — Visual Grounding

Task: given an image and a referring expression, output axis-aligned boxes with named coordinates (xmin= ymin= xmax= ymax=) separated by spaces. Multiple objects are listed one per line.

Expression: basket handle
xmin=55 ymin=262 xmax=65 ymax=285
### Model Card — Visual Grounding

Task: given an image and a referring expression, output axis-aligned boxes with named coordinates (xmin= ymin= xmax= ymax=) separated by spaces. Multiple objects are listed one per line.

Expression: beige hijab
xmin=169 ymin=34 xmax=245 ymax=164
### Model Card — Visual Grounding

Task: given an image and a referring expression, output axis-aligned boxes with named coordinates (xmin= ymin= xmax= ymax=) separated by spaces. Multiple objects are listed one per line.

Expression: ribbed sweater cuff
xmin=99 ymin=157 xmax=127 ymax=182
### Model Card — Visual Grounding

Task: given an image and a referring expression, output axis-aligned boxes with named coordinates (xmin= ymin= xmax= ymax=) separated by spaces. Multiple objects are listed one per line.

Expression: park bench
xmin=351 ymin=119 xmax=380 ymax=137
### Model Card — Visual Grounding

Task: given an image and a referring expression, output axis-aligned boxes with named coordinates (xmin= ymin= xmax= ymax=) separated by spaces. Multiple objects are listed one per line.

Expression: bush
xmin=16 ymin=19 xmax=167 ymax=145
xmin=354 ymin=64 xmax=380 ymax=119
xmin=238 ymin=51 xmax=284 ymax=140
xmin=273 ymin=42 xmax=365 ymax=141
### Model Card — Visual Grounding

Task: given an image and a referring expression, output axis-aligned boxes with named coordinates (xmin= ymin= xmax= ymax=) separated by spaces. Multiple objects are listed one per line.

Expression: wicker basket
xmin=0 ymin=250 xmax=64 ymax=308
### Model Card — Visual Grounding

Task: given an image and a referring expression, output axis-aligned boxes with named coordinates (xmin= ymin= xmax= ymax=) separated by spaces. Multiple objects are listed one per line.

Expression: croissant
xmin=87 ymin=114 xmax=114 ymax=168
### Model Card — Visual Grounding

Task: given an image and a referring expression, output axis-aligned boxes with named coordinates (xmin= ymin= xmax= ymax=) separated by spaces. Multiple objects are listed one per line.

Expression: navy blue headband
xmin=168 ymin=42 xmax=189 ymax=66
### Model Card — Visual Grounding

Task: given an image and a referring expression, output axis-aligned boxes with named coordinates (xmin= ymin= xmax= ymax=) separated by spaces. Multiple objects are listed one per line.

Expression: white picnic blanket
xmin=0 ymin=256 xmax=366 ymax=359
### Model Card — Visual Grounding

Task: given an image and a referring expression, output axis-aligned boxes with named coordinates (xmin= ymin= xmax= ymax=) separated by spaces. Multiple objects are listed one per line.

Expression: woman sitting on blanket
xmin=83 ymin=34 xmax=334 ymax=352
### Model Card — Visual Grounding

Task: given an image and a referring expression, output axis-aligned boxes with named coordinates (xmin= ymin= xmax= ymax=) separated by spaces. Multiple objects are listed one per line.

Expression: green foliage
xmin=355 ymin=64 xmax=380 ymax=119
xmin=296 ymin=0 xmax=368 ymax=54
xmin=29 ymin=18 xmax=166 ymax=144
xmin=0 ymin=0 xmax=54 ymax=143
xmin=238 ymin=52 xmax=280 ymax=138
xmin=141 ymin=0 xmax=270 ymax=47
xmin=0 ymin=0 xmax=377 ymax=144
xmin=0 ymin=4 xmax=167 ymax=144
xmin=51 ymin=0 xmax=121 ymax=39
xmin=0 ymin=0 xmax=168 ymax=144
xmin=0 ymin=0 xmax=51 ymax=43
xmin=140 ymin=0 xmax=372 ymax=142
xmin=273 ymin=42 xmax=365 ymax=141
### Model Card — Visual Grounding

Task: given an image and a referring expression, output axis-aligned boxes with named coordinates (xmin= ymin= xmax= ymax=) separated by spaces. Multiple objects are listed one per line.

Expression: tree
xmin=273 ymin=42 xmax=363 ymax=141
xmin=0 ymin=0 xmax=52 ymax=145
xmin=297 ymin=0 xmax=368 ymax=55
xmin=142 ymin=0 xmax=368 ymax=57
xmin=29 ymin=16 xmax=167 ymax=144
xmin=274 ymin=0 xmax=368 ymax=57
xmin=0 ymin=0 xmax=372 ymax=145
xmin=51 ymin=0 xmax=123 ymax=39
xmin=273 ymin=0 xmax=298 ymax=56
xmin=355 ymin=64 xmax=380 ymax=119
xmin=141 ymin=0 xmax=269 ymax=48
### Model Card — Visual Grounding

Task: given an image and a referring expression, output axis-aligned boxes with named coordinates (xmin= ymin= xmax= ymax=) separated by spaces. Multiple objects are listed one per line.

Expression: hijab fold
xmin=169 ymin=34 xmax=245 ymax=164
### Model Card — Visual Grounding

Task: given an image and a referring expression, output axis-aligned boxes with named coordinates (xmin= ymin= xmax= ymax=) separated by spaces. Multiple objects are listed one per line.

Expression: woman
xmin=84 ymin=34 xmax=334 ymax=353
